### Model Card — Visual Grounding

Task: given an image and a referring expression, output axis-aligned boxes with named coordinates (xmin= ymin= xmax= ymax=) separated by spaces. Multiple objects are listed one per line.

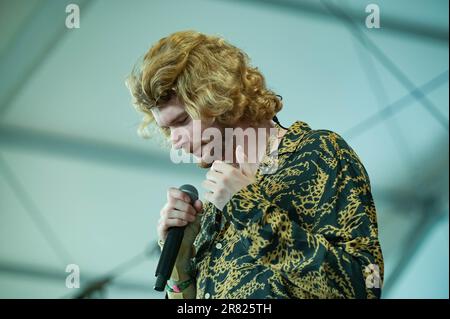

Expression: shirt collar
xmin=276 ymin=121 xmax=312 ymax=155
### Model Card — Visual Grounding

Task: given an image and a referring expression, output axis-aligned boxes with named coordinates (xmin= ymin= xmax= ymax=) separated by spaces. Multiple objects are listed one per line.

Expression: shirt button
xmin=205 ymin=293 xmax=211 ymax=299
xmin=215 ymin=243 xmax=223 ymax=249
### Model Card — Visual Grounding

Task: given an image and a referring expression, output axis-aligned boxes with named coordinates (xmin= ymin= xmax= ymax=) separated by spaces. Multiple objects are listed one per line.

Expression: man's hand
xmin=202 ymin=145 xmax=258 ymax=211
xmin=157 ymin=187 xmax=203 ymax=262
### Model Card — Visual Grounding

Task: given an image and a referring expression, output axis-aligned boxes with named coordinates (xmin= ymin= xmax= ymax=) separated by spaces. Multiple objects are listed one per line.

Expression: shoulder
xmin=294 ymin=129 xmax=361 ymax=165
xmin=283 ymin=128 xmax=369 ymax=181
xmin=299 ymin=129 xmax=349 ymax=153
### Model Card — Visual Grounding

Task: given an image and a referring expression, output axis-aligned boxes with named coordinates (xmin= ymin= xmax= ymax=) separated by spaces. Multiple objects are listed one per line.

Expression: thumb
xmin=193 ymin=199 xmax=203 ymax=214
xmin=236 ymin=145 xmax=253 ymax=176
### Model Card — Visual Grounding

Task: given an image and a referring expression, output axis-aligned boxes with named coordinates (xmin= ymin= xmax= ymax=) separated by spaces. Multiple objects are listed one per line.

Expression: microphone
xmin=154 ymin=184 xmax=198 ymax=292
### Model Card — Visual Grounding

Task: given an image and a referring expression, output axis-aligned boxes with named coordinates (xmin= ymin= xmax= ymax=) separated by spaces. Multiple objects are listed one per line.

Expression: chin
xmin=197 ymin=161 xmax=213 ymax=169
xmin=193 ymin=144 xmax=219 ymax=169
xmin=192 ymin=152 xmax=214 ymax=169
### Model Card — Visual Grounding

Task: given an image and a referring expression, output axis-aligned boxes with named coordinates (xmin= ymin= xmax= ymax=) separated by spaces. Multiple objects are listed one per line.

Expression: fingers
xmin=236 ymin=145 xmax=247 ymax=168
xmin=166 ymin=187 xmax=197 ymax=214
xmin=202 ymin=178 xmax=220 ymax=193
xmin=160 ymin=200 xmax=196 ymax=221
xmin=207 ymin=162 xmax=240 ymax=189
xmin=167 ymin=209 xmax=196 ymax=222
xmin=193 ymin=199 xmax=203 ymax=213
xmin=205 ymin=169 xmax=221 ymax=184
xmin=158 ymin=206 xmax=195 ymax=241
xmin=236 ymin=145 xmax=253 ymax=176
xmin=211 ymin=161 xmax=234 ymax=174
xmin=157 ymin=217 xmax=189 ymax=241
xmin=172 ymin=199 xmax=197 ymax=216
xmin=161 ymin=217 xmax=189 ymax=228
xmin=167 ymin=187 xmax=191 ymax=204
xmin=158 ymin=187 xmax=204 ymax=243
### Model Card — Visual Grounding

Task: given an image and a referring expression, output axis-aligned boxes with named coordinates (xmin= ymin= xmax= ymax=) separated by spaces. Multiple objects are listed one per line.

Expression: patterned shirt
xmin=192 ymin=121 xmax=384 ymax=299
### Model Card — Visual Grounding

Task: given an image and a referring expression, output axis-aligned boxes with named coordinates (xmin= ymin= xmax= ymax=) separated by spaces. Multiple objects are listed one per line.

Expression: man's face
xmin=151 ymin=95 xmax=223 ymax=167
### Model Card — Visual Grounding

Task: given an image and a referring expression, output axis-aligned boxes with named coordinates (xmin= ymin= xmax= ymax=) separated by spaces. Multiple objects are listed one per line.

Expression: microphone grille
xmin=179 ymin=184 xmax=198 ymax=203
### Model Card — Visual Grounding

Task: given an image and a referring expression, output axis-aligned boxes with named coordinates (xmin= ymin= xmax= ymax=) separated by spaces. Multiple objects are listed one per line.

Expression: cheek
xmin=191 ymin=120 xmax=203 ymax=136
xmin=185 ymin=122 xmax=195 ymax=142
xmin=190 ymin=120 xmax=206 ymax=145
xmin=171 ymin=126 xmax=190 ymax=143
xmin=176 ymin=122 xmax=195 ymax=145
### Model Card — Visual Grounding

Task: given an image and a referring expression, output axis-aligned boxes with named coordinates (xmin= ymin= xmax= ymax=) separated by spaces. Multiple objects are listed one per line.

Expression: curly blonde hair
xmin=126 ymin=30 xmax=283 ymax=138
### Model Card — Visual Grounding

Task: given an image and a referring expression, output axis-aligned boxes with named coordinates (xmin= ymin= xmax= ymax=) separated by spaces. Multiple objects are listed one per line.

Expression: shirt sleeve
xmin=221 ymin=130 xmax=384 ymax=299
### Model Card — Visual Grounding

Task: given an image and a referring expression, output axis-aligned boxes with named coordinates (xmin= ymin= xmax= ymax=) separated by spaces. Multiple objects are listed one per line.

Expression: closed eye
xmin=160 ymin=114 xmax=189 ymax=131
xmin=176 ymin=115 xmax=190 ymax=125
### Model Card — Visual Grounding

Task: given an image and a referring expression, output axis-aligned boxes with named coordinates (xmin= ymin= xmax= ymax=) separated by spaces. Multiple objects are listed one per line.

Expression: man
xmin=126 ymin=30 xmax=384 ymax=299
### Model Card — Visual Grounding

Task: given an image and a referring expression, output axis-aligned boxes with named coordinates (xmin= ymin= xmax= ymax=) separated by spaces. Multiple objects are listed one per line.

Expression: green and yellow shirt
xmin=192 ymin=121 xmax=384 ymax=299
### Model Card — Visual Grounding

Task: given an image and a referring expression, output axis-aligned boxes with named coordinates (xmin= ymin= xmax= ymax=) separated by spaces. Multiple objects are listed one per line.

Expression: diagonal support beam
xmin=321 ymin=0 xmax=448 ymax=131
xmin=223 ymin=0 xmax=449 ymax=44
xmin=0 ymin=124 xmax=198 ymax=176
xmin=0 ymin=0 xmax=96 ymax=118
xmin=343 ymin=70 xmax=448 ymax=139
